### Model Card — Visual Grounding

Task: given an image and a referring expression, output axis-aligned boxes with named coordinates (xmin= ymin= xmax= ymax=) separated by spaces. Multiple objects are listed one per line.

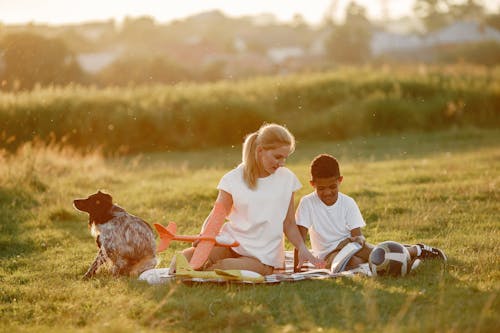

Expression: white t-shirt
xmin=295 ymin=192 xmax=365 ymax=260
xmin=217 ymin=164 xmax=302 ymax=267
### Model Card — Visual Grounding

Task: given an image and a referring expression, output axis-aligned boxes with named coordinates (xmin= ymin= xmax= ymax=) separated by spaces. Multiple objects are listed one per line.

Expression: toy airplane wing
xmin=154 ymin=222 xmax=177 ymax=253
xmin=214 ymin=269 xmax=265 ymax=283
xmin=189 ymin=202 xmax=227 ymax=270
xmin=174 ymin=253 xmax=219 ymax=279
xmin=175 ymin=253 xmax=264 ymax=283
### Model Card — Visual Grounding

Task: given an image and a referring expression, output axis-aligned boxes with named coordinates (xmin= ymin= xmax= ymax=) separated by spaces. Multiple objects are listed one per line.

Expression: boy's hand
xmin=297 ymin=244 xmax=326 ymax=269
xmin=349 ymin=235 xmax=365 ymax=246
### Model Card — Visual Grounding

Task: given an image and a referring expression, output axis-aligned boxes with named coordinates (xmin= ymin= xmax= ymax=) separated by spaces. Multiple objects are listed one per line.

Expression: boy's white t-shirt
xmin=295 ymin=191 xmax=365 ymax=260
xmin=217 ymin=164 xmax=301 ymax=267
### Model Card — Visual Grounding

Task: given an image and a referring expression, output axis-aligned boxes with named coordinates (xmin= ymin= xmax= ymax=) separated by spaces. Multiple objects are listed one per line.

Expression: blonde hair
xmin=242 ymin=123 xmax=295 ymax=189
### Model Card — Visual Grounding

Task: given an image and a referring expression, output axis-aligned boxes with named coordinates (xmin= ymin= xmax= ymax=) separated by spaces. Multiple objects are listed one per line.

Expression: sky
xmin=1 ymin=0 xmax=499 ymax=26
xmin=1 ymin=0 xmax=497 ymax=26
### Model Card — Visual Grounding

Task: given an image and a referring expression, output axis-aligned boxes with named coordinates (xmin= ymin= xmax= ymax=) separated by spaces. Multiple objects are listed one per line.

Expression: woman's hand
xmin=283 ymin=193 xmax=326 ymax=269
xmin=297 ymin=244 xmax=325 ymax=269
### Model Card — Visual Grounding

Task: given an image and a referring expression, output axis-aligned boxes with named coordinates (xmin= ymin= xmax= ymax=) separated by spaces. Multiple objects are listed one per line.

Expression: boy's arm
xmin=346 ymin=198 xmax=366 ymax=246
xmin=349 ymin=227 xmax=366 ymax=246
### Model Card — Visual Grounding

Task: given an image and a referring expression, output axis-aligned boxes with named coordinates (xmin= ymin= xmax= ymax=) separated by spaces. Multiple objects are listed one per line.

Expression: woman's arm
xmin=283 ymin=193 xmax=325 ymax=268
xmin=298 ymin=225 xmax=308 ymax=242
xmin=200 ymin=190 xmax=233 ymax=233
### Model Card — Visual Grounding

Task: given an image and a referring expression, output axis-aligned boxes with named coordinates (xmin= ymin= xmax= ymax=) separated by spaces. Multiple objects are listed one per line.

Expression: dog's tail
xmin=129 ymin=256 xmax=158 ymax=277
xmin=153 ymin=222 xmax=177 ymax=252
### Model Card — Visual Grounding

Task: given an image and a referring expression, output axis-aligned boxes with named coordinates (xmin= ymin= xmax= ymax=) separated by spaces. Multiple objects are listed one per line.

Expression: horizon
xmin=0 ymin=0 xmax=480 ymax=26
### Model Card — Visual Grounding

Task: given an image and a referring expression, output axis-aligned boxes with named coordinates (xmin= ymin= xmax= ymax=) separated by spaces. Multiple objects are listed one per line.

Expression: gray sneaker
xmin=417 ymin=243 xmax=447 ymax=261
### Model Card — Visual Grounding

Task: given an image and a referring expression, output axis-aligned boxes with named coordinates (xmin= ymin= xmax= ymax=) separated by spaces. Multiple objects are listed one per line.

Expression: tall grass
xmin=1 ymin=65 xmax=499 ymax=154
xmin=0 ymin=128 xmax=498 ymax=332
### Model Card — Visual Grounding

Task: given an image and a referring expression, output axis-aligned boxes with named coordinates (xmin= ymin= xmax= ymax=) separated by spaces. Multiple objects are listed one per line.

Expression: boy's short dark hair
xmin=310 ymin=154 xmax=340 ymax=179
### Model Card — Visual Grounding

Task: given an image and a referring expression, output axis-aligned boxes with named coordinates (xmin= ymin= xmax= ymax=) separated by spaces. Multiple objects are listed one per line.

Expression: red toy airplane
xmin=153 ymin=202 xmax=238 ymax=270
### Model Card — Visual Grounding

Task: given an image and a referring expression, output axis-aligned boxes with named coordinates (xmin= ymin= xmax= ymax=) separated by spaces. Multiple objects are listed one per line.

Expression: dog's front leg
xmin=83 ymin=247 xmax=106 ymax=279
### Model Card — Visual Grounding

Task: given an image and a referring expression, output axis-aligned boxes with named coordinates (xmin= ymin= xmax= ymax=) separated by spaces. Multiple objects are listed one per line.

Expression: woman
xmin=182 ymin=123 xmax=324 ymax=275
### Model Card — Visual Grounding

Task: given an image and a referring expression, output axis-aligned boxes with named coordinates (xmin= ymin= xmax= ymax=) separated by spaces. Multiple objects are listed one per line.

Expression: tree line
xmin=0 ymin=0 xmax=498 ymax=91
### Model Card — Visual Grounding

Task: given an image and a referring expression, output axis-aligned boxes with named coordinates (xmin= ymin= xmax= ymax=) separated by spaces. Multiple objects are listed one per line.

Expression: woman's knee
xmin=181 ymin=247 xmax=195 ymax=261
xmin=211 ymin=257 xmax=273 ymax=276
xmin=206 ymin=246 xmax=235 ymax=266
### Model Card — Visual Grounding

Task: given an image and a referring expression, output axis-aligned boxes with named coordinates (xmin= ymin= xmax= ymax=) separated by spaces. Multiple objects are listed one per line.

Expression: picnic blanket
xmin=138 ymin=251 xmax=372 ymax=285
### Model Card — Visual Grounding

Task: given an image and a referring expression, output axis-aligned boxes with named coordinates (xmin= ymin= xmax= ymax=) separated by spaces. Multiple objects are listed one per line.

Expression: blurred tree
xmin=414 ymin=0 xmax=452 ymax=32
xmin=325 ymin=2 xmax=372 ymax=64
xmin=120 ymin=16 xmax=165 ymax=52
xmin=97 ymin=55 xmax=191 ymax=86
xmin=245 ymin=37 xmax=267 ymax=54
xmin=436 ymin=41 xmax=500 ymax=66
xmin=322 ymin=0 xmax=340 ymax=25
xmin=414 ymin=0 xmax=486 ymax=32
xmin=57 ymin=28 xmax=95 ymax=53
xmin=449 ymin=0 xmax=485 ymax=22
xmin=1 ymin=32 xmax=83 ymax=90
xmin=201 ymin=60 xmax=226 ymax=81
xmin=291 ymin=14 xmax=307 ymax=29
xmin=121 ymin=16 xmax=157 ymax=42
xmin=485 ymin=13 xmax=500 ymax=30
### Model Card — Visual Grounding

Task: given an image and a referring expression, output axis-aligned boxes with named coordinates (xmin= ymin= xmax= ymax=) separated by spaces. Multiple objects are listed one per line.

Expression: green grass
xmin=0 ymin=128 xmax=498 ymax=332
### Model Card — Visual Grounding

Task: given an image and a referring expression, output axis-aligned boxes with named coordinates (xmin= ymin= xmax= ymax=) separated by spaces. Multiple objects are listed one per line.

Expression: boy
xmin=295 ymin=154 xmax=446 ymax=271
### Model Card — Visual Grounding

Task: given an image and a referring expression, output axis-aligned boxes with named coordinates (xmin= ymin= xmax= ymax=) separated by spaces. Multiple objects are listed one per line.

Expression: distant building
xmin=371 ymin=21 xmax=500 ymax=56
xmin=371 ymin=31 xmax=424 ymax=56
xmin=267 ymin=47 xmax=305 ymax=64
xmin=77 ymin=49 xmax=122 ymax=74
xmin=424 ymin=21 xmax=500 ymax=46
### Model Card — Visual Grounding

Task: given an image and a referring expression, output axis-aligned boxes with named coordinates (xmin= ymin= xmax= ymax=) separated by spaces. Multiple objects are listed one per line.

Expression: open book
xmin=291 ymin=242 xmax=362 ymax=279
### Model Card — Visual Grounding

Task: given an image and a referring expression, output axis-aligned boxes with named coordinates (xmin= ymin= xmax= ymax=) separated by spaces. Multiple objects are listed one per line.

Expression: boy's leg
xmin=355 ymin=242 xmax=374 ymax=261
xmin=345 ymin=256 xmax=365 ymax=270
xmin=406 ymin=245 xmax=419 ymax=259
xmin=325 ymin=239 xmax=374 ymax=269
xmin=209 ymin=256 xmax=274 ymax=276
xmin=416 ymin=243 xmax=447 ymax=261
xmin=404 ymin=244 xmax=447 ymax=261
xmin=324 ymin=239 xmax=351 ymax=268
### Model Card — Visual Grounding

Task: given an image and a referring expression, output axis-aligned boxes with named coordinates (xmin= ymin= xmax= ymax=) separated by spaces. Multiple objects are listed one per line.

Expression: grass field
xmin=0 ymin=128 xmax=498 ymax=332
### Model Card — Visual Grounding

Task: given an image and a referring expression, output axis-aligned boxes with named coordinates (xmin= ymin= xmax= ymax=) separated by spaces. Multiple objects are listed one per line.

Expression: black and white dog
xmin=73 ymin=191 xmax=157 ymax=279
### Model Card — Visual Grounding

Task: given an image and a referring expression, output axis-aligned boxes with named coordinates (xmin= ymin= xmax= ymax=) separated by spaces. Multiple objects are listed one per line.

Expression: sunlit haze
xmin=1 ymin=0 xmax=485 ymax=25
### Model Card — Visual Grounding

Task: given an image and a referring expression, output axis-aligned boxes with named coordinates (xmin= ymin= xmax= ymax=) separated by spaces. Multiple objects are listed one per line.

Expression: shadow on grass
xmin=268 ymin=260 xmax=498 ymax=332
xmin=50 ymin=204 xmax=92 ymax=245
xmin=126 ymin=259 xmax=497 ymax=332
xmin=0 ymin=186 xmax=39 ymax=259
xmin=48 ymin=202 xmax=102 ymax=279
xmin=292 ymin=128 xmax=500 ymax=166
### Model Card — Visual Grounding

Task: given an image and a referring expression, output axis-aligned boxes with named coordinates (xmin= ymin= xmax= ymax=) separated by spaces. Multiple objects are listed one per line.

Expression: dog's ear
xmin=93 ymin=192 xmax=113 ymax=210
xmin=97 ymin=190 xmax=113 ymax=205
xmin=88 ymin=191 xmax=114 ymax=224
